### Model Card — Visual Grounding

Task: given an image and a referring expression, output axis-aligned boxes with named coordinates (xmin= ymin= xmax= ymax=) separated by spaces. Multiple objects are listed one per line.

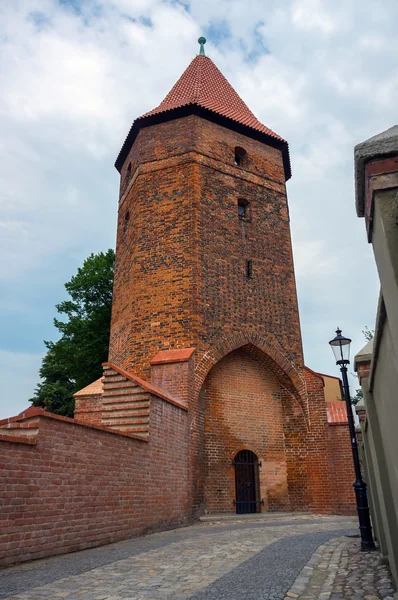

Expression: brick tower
xmin=77 ymin=39 xmax=355 ymax=518
xmin=110 ymin=41 xmax=301 ymax=373
xmin=0 ymin=41 xmax=357 ymax=568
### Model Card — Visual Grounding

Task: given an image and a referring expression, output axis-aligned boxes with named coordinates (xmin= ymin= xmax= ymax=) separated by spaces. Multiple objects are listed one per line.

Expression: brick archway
xmin=199 ymin=345 xmax=306 ymax=513
xmin=194 ymin=331 xmax=308 ymax=420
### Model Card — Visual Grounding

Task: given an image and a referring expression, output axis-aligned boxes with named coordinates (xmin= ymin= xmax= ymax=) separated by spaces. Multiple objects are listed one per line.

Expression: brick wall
xmin=328 ymin=423 xmax=356 ymax=515
xmin=150 ymin=348 xmax=195 ymax=407
xmin=0 ymin=398 xmax=189 ymax=567
xmin=74 ymin=394 xmax=102 ymax=425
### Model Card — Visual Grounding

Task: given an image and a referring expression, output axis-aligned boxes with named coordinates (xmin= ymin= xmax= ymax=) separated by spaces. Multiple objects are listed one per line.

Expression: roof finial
xmin=198 ymin=36 xmax=206 ymax=56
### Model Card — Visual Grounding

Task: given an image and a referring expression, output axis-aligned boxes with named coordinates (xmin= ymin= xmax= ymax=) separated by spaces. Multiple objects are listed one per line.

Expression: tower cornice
xmin=115 ymin=103 xmax=291 ymax=180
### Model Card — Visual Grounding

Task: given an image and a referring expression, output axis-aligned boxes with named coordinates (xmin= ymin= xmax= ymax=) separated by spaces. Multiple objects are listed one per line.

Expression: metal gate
xmin=233 ymin=450 xmax=261 ymax=514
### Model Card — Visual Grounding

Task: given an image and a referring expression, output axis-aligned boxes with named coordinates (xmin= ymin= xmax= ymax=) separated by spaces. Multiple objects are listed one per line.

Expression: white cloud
xmin=291 ymin=0 xmax=338 ymax=34
xmin=0 ymin=0 xmax=396 ymax=409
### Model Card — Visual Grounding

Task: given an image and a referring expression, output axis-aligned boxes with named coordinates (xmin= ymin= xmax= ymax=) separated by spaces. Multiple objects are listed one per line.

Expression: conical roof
xmin=115 ymin=54 xmax=290 ymax=179
xmin=141 ymin=55 xmax=285 ymax=143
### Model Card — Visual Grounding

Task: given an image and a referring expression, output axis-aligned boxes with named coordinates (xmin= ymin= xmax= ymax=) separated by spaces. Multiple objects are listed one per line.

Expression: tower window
xmin=234 ymin=147 xmax=247 ymax=167
xmin=238 ymin=199 xmax=250 ymax=220
xmin=126 ymin=162 xmax=132 ymax=184
xmin=123 ymin=210 xmax=130 ymax=235
xmin=246 ymin=259 xmax=253 ymax=279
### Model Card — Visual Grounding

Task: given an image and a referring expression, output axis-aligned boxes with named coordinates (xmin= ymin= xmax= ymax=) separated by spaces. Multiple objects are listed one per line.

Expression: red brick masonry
xmin=0 ymin=361 xmax=355 ymax=568
xmin=0 ymin=53 xmax=356 ymax=567
xmin=0 ymin=397 xmax=189 ymax=567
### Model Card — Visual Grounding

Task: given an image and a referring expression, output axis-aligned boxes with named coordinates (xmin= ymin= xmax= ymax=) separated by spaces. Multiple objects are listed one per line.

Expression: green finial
xmin=198 ymin=36 xmax=206 ymax=55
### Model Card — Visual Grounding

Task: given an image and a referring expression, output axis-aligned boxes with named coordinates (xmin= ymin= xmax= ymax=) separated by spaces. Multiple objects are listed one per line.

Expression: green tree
xmin=30 ymin=249 xmax=115 ymax=417
xmin=350 ymin=327 xmax=374 ymax=406
xmin=362 ymin=326 xmax=374 ymax=342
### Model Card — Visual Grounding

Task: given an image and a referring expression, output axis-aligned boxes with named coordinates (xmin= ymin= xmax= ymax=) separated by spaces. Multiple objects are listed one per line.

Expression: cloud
xmin=1 ymin=0 xmax=396 ymax=414
xmin=291 ymin=0 xmax=338 ymax=34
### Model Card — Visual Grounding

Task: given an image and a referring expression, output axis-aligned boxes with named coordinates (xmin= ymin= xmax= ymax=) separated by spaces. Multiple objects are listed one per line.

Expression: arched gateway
xmin=200 ymin=346 xmax=305 ymax=515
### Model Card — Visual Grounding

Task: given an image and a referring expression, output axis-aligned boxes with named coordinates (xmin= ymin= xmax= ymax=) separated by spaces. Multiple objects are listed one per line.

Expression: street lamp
xmin=329 ymin=328 xmax=375 ymax=551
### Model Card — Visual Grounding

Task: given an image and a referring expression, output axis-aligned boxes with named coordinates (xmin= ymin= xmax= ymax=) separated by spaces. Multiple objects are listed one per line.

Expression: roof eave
xmin=115 ymin=105 xmax=291 ymax=181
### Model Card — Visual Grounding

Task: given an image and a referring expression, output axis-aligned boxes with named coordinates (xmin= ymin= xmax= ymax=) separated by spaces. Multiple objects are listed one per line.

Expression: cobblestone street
xmin=284 ymin=536 xmax=396 ymax=600
xmin=0 ymin=514 xmax=395 ymax=600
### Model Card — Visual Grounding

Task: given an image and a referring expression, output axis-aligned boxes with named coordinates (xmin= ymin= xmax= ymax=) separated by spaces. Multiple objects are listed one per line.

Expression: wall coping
xmin=74 ymin=377 xmax=103 ymax=398
xmin=354 ymin=124 xmax=398 ymax=217
xmin=304 ymin=365 xmax=325 ymax=384
xmin=315 ymin=371 xmax=341 ymax=382
xmin=0 ymin=433 xmax=37 ymax=445
xmin=103 ymin=362 xmax=188 ymax=412
xmin=354 ymin=338 xmax=374 ymax=371
xmin=0 ymin=407 xmax=149 ymax=442
xmin=150 ymin=347 xmax=196 ymax=365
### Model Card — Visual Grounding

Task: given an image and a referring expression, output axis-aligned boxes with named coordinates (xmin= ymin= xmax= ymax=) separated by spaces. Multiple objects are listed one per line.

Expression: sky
xmin=0 ymin=0 xmax=396 ymax=419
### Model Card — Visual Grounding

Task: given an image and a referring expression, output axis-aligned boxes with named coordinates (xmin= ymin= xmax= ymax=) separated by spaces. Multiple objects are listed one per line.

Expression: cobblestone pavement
xmin=0 ymin=515 xmax=359 ymax=600
xmin=284 ymin=536 xmax=396 ymax=600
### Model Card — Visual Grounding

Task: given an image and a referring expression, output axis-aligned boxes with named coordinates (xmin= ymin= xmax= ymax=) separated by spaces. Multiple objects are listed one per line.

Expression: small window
xmin=246 ymin=259 xmax=253 ymax=279
xmin=126 ymin=162 xmax=132 ymax=184
xmin=123 ymin=210 xmax=130 ymax=235
xmin=234 ymin=147 xmax=247 ymax=167
xmin=238 ymin=199 xmax=250 ymax=220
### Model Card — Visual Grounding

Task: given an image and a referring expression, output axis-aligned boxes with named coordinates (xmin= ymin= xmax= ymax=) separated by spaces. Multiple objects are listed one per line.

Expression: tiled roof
xmin=140 ymin=55 xmax=285 ymax=143
xmin=115 ymin=54 xmax=291 ymax=178
xmin=327 ymin=400 xmax=348 ymax=424
xmin=74 ymin=377 xmax=103 ymax=397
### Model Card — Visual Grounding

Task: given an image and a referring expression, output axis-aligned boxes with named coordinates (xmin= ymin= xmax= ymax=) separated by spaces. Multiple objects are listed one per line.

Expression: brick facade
xmin=109 ymin=115 xmax=302 ymax=377
xmin=0 ymin=397 xmax=189 ymax=567
xmin=203 ymin=347 xmax=291 ymax=514
xmin=328 ymin=423 xmax=357 ymax=515
xmin=0 ymin=51 xmax=356 ymax=566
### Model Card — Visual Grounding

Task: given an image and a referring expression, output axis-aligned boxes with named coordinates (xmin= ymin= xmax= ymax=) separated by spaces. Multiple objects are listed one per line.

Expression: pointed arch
xmin=194 ymin=331 xmax=309 ymax=422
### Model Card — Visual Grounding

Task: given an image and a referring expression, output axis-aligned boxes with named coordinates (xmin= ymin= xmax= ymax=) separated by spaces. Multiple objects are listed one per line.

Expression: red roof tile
xmin=140 ymin=55 xmax=285 ymax=143
xmin=115 ymin=53 xmax=291 ymax=179
xmin=327 ymin=400 xmax=348 ymax=424
xmin=74 ymin=377 xmax=103 ymax=397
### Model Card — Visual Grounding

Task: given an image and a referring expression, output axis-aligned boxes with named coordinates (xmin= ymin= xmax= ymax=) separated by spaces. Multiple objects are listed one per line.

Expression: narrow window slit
xmin=234 ymin=147 xmax=247 ymax=166
xmin=123 ymin=210 xmax=130 ymax=235
xmin=126 ymin=162 xmax=132 ymax=184
xmin=246 ymin=259 xmax=253 ymax=279
xmin=238 ymin=199 xmax=249 ymax=219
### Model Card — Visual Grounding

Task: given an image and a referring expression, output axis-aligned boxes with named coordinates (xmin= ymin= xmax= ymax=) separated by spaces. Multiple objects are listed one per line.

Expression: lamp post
xmin=329 ymin=327 xmax=375 ymax=551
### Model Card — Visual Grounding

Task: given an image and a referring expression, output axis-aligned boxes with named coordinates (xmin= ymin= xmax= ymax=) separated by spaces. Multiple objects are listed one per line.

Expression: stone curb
xmin=284 ymin=537 xmax=348 ymax=600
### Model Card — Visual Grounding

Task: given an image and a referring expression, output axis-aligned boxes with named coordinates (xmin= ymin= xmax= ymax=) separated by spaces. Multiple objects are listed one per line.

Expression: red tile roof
xmin=327 ymin=400 xmax=348 ymax=424
xmin=115 ymin=54 xmax=291 ymax=179
xmin=141 ymin=55 xmax=285 ymax=143
xmin=74 ymin=377 xmax=103 ymax=397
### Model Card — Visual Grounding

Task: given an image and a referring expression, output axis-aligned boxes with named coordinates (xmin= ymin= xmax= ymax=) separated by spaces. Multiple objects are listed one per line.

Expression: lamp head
xmin=329 ymin=327 xmax=351 ymax=365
